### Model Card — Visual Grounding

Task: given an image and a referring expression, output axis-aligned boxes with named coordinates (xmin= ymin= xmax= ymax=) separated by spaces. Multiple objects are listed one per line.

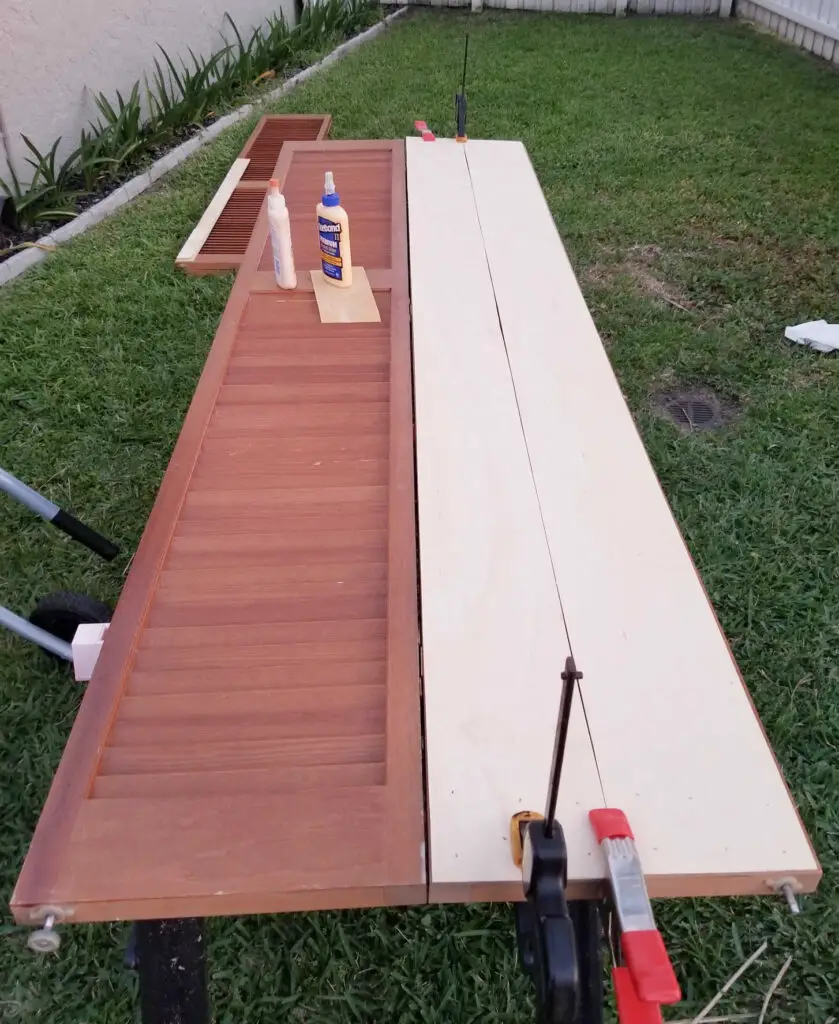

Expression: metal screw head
xmin=28 ymin=926 xmax=61 ymax=954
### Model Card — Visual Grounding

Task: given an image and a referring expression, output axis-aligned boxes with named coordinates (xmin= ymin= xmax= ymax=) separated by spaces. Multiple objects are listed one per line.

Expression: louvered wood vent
xmin=176 ymin=114 xmax=331 ymax=275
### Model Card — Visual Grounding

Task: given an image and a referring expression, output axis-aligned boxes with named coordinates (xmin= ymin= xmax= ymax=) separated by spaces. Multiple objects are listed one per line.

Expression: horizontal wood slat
xmin=92 ymin=763 xmax=387 ymax=799
xmin=12 ymin=140 xmax=424 ymax=924
xmin=127 ymin=662 xmax=388 ymax=696
xmin=176 ymin=115 xmax=331 ymax=275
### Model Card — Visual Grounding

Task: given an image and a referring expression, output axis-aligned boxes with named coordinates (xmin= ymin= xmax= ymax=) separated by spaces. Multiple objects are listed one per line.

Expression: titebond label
xmin=318 ymin=217 xmax=344 ymax=281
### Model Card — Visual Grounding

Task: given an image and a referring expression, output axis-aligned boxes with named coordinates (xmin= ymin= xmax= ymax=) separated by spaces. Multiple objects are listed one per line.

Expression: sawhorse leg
xmin=135 ymin=919 xmax=209 ymax=1024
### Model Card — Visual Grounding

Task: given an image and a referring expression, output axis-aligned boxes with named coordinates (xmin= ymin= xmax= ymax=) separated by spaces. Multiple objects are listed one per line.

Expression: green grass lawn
xmin=2 ymin=8 xmax=839 ymax=1022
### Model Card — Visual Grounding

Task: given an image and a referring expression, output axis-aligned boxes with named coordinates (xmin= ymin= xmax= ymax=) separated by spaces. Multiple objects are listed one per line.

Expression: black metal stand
xmin=135 ymin=919 xmax=210 ymax=1024
xmin=568 ymin=901 xmax=604 ymax=1024
xmin=515 ymin=898 xmax=604 ymax=1024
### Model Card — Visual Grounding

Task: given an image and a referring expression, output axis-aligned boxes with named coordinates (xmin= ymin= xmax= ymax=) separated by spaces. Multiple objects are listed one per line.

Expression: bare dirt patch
xmin=586 ymin=244 xmax=695 ymax=311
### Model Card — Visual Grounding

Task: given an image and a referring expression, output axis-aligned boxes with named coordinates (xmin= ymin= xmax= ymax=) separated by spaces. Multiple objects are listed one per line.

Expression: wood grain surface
xmin=407 ymin=138 xmax=607 ymax=903
xmin=12 ymin=140 xmax=424 ymax=924
xmin=408 ymin=137 xmax=819 ymax=901
xmin=176 ymin=114 xmax=331 ymax=275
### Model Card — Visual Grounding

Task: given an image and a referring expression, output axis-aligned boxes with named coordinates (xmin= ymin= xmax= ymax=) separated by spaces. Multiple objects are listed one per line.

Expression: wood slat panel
xmin=133 ymin=637 xmax=384 ymax=671
xmin=173 ymin=509 xmax=388 ymax=535
xmin=195 ymin=435 xmax=390 ymax=464
xmin=183 ymin=484 xmax=389 ymax=512
xmin=147 ymin=600 xmax=387 ymax=632
xmin=99 ymin=736 xmax=386 ymax=778
xmin=241 ymin=116 xmax=333 ymax=178
xmin=256 ymin=148 xmax=393 ymax=273
xmin=139 ymin=618 xmax=387 ymax=650
xmin=109 ymin=705 xmax=385 ymax=747
xmin=216 ymin=382 xmax=390 ymax=405
xmin=47 ymin=792 xmax=402 ymax=912
xmin=12 ymin=140 xmax=423 ymax=924
xmin=116 ymin=686 xmax=384 ymax=721
xmin=166 ymin=529 xmax=388 ymax=569
xmin=190 ymin=463 xmax=389 ymax=490
xmin=128 ymin=662 xmax=387 ymax=696
xmin=93 ymin=763 xmax=386 ymax=799
xmin=157 ymin=564 xmax=388 ymax=594
xmin=177 ymin=115 xmax=331 ymax=275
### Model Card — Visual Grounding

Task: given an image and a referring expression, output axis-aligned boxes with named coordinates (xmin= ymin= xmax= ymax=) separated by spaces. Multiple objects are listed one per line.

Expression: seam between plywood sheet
xmin=406 ymin=137 xmax=605 ymax=900
xmin=459 ymin=142 xmax=608 ymax=811
xmin=463 ymin=139 xmax=819 ymax=894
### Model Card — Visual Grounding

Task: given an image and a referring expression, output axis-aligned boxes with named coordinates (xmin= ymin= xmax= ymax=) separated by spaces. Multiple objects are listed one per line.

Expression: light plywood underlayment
xmin=176 ymin=158 xmax=250 ymax=266
xmin=406 ymin=136 xmax=820 ymax=901
xmin=407 ymin=138 xmax=607 ymax=903
xmin=311 ymin=268 xmax=381 ymax=324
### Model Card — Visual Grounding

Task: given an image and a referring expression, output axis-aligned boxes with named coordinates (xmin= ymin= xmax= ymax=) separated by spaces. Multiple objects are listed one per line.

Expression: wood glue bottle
xmin=316 ymin=171 xmax=352 ymax=288
xmin=267 ymin=178 xmax=296 ymax=289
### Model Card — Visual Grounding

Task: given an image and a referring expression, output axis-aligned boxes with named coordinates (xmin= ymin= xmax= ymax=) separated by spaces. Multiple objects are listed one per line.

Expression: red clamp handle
xmin=589 ymin=807 xmax=634 ymax=842
xmin=613 ymin=967 xmax=663 ymax=1024
xmin=621 ymin=931 xmax=681 ymax=1005
xmin=590 ymin=808 xmax=681 ymax=1021
xmin=413 ymin=119 xmax=436 ymax=142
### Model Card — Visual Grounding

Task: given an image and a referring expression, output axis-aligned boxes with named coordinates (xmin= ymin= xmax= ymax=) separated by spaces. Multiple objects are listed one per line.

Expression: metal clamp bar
xmin=590 ymin=809 xmax=681 ymax=1016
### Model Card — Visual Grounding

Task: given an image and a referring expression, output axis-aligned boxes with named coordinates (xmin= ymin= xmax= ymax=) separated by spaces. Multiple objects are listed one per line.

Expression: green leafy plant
xmin=73 ymin=129 xmax=118 ymax=192
xmin=88 ymin=82 xmax=156 ymax=181
xmin=223 ymin=15 xmax=269 ymax=89
xmin=2 ymin=0 xmax=380 ymax=233
xmin=0 ymin=162 xmax=57 ymax=226
xmin=92 ymin=83 xmax=144 ymax=149
xmin=264 ymin=12 xmax=293 ymax=72
xmin=0 ymin=136 xmax=79 ymax=225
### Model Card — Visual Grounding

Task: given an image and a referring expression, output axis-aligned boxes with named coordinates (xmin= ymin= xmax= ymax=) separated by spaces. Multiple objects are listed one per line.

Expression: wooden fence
xmin=387 ymin=0 xmax=839 ymax=63
xmin=390 ymin=0 xmax=721 ymax=12
xmin=738 ymin=0 xmax=839 ymax=62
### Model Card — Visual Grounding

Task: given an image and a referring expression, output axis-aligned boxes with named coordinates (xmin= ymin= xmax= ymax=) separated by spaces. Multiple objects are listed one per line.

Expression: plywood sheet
xmin=461 ymin=138 xmax=820 ymax=898
xmin=406 ymin=137 xmax=606 ymax=903
xmin=176 ymin=114 xmax=331 ymax=275
xmin=311 ymin=267 xmax=381 ymax=323
xmin=12 ymin=140 xmax=424 ymax=924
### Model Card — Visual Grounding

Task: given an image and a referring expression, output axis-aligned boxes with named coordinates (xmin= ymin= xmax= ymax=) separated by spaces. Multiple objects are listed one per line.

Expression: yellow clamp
xmin=510 ymin=811 xmax=544 ymax=867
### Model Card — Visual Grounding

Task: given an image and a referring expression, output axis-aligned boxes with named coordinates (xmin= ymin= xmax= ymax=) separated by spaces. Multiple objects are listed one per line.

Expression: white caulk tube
xmin=267 ymin=179 xmax=297 ymax=289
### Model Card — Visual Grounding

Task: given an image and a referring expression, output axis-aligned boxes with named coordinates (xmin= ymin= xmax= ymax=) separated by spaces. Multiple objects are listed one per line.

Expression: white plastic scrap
xmin=784 ymin=320 xmax=839 ymax=354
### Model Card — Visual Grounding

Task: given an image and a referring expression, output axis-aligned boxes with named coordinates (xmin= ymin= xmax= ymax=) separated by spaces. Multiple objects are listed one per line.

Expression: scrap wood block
xmin=176 ymin=114 xmax=331 ymax=275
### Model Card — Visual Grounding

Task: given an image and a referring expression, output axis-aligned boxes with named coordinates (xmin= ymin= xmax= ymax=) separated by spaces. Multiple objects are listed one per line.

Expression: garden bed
xmin=0 ymin=0 xmax=381 ymax=262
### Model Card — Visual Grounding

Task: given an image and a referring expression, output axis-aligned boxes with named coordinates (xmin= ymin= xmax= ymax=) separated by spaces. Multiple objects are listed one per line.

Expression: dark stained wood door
xmin=12 ymin=140 xmax=425 ymax=924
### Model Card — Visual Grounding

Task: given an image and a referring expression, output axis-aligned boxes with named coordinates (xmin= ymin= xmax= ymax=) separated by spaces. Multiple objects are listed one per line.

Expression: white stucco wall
xmin=0 ymin=0 xmax=297 ymax=182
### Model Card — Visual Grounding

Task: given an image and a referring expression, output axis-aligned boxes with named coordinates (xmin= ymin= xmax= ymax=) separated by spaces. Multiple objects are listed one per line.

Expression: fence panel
xmin=737 ymin=0 xmax=839 ymax=62
xmin=385 ymin=0 xmax=839 ymax=62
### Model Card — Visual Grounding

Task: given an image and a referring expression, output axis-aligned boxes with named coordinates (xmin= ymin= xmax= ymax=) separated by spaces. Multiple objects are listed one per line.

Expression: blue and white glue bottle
xmin=316 ymin=171 xmax=353 ymax=288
